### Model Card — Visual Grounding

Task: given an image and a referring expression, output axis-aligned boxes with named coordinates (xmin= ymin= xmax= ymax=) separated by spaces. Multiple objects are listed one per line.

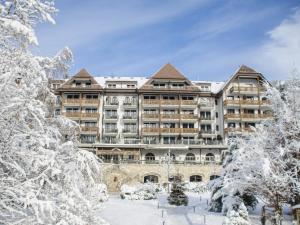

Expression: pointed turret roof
xmin=152 ymin=63 xmax=187 ymax=80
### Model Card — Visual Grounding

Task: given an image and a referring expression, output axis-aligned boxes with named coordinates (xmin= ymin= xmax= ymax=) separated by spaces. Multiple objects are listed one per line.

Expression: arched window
xmin=106 ymin=97 xmax=110 ymax=104
xmin=168 ymin=175 xmax=182 ymax=182
xmin=124 ymin=96 xmax=130 ymax=104
xmin=190 ymin=175 xmax=202 ymax=182
xmin=144 ymin=175 xmax=158 ymax=183
xmin=205 ymin=153 xmax=215 ymax=162
xmin=185 ymin=153 xmax=195 ymax=161
xmin=145 ymin=153 xmax=155 ymax=161
xmin=112 ymin=96 xmax=118 ymax=105
xmin=210 ymin=175 xmax=220 ymax=180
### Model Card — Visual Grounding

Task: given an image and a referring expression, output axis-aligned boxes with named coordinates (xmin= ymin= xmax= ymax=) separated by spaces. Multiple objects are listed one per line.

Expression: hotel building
xmin=51 ymin=63 xmax=271 ymax=191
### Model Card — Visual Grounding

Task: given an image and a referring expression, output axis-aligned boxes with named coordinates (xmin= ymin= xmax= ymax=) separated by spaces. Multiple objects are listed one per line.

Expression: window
xmin=108 ymin=84 xmax=116 ymax=88
xmin=182 ymin=110 xmax=194 ymax=114
xmin=200 ymin=111 xmax=211 ymax=119
xmin=185 ymin=153 xmax=195 ymax=161
xmin=205 ymin=153 xmax=215 ymax=162
xmin=66 ymin=107 xmax=79 ymax=112
xmin=86 ymin=94 xmax=98 ymax=99
xmin=143 ymin=136 xmax=158 ymax=144
xmin=227 ymin=109 xmax=235 ymax=114
xmin=144 ymin=175 xmax=158 ymax=183
xmin=80 ymin=135 xmax=96 ymax=143
xmin=190 ymin=175 xmax=202 ymax=182
xmin=144 ymin=123 xmax=158 ymax=128
xmin=163 ymin=95 xmax=175 ymax=100
xmin=163 ymin=109 xmax=176 ymax=114
xmin=128 ymin=155 xmax=135 ymax=160
xmin=216 ymin=112 xmax=218 ymax=118
xmin=216 ymin=125 xmax=219 ymax=131
xmin=105 ymin=110 xmax=117 ymax=118
xmin=144 ymin=109 xmax=157 ymax=114
xmin=85 ymin=108 xmax=97 ymax=113
xmin=163 ymin=123 xmax=175 ymax=128
xmin=182 ymin=123 xmax=194 ymax=128
xmin=145 ymin=153 xmax=155 ymax=161
xmin=144 ymin=95 xmax=156 ymax=100
xmin=215 ymin=99 xmax=218 ymax=105
xmin=55 ymin=109 xmax=61 ymax=116
xmin=163 ymin=137 xmax=176 ymax=144
xmin=182 ymin=96 xmax=194 ymax=100
xmin=84 ymin=122 xmax=97 ymax=127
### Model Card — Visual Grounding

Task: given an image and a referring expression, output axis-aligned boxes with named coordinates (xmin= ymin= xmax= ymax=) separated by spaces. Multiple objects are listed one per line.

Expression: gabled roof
xmin=73 ymin=68 xmax=93 ymax=78
xmin=221 ymin=65 xmax=268 ymax=92
xmin=236 ymin=65 xmax=258 ymax=74
xmin=152 ymin=63 xmax=187 ymax=80
xmin=59 ymin=68 xmax=103 ymax=90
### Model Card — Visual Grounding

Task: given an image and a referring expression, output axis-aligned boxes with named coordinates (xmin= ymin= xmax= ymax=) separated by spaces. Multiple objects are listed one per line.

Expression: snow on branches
xmin=0 ymin=1 xmax=107 ymax=224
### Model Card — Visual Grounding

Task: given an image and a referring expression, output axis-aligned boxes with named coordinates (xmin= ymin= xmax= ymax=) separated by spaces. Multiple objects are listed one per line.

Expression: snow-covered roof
xmin=192 ymin=81 xmax=225 ymax=94
xmin=94 ymin=76 xmax=149 ymax=88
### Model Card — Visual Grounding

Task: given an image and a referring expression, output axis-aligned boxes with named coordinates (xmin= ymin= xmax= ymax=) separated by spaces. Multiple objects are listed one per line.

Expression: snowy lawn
xmin=100 ymin=192 xmax=293 ymax=225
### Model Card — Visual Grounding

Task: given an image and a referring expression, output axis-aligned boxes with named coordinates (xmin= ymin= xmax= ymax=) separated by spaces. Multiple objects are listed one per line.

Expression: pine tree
xmin=223 ymin=203 xmax=250 ymax=225
xmin=168 ymin=182 xmax=188 ymax=206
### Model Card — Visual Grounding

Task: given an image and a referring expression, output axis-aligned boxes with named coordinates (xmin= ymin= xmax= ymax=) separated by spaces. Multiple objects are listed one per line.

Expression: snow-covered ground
xmin=100 ymin=192 xmax=293 ymax=225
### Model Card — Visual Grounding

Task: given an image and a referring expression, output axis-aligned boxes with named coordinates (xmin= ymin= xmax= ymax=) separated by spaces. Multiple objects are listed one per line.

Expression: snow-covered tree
xmin=0 ymin=1 xmax=107 ymax=224
xmin=168 ymin=182 xmax=188 ymax=206
xmin=223 ymin=203 xmax=250 ymax=225
xmin=209 ymin=142 xmax=257 ymax=213
xmin=219 ymin=74 xmax=300 ymax=225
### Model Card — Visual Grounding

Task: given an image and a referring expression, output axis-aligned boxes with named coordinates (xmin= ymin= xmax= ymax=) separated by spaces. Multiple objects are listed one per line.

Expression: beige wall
xmin=101 ymin=163 xmax=221 ymax=192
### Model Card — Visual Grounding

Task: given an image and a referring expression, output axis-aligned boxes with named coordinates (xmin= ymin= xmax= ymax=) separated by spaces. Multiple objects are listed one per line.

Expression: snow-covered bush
xmin=223 ymin=203 xmax=250 ymax=225
xmin=120 ymin=183 xmax=159 ymax=200
xmin=90 ymin=184 xmax=109 ymax=202
xmin=0 ymin=1 xmax=107 ymax=224
xmin=183 ymin=182 xmax=208 ymax=193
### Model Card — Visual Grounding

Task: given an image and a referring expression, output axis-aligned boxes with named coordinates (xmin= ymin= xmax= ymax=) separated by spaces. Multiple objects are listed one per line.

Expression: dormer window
xmin=108 ymin=84 xmax=117 ymax=88
xmin=75 ymin=82 xmax=81 ymax=86
xmin=86 ymin=81 xmax=91 ymax=86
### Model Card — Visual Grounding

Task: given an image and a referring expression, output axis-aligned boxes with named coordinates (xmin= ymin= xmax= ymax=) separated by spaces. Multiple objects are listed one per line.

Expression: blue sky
xmin=35 ymin=0 xmax=300 ymax=81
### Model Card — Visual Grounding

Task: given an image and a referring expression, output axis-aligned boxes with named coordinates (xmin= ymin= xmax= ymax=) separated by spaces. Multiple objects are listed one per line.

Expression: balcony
xmin=142 ymin=85 xmax=199 ymax=91
xmin=181 ymin=128 xmax=198 ymax=133
xmin=224 ymin=113 xmax=273 ymax=121
xmin=161 ymin=114 xmax=180 ymax=120
xmin=81 ymin=112 xmax=98 ymax=118
xmin=62 ymin=99 xmax=81 ymax=105
xmin=61 ymin=84 xmax=102 ymax=90
xmin=142 ymin=114 xmax=160 ymax=121
xmin=123 ymin=115 xmax=137 ymax=120
xmin=224 ymin=99 xmax=271 ymax=106
xmin=142 ymin=100 xmax=160 ymax=107
xmin=104 ymin=102 xmax=119 ymax=108
xmin=81 ymin=99 xmax=99 ymax=105
xmin=181 ymin=100 xmax=197 ymax=108
xmin=104 ymin=115 xmax=118 ymax=120
xmin=104 ymin=129 xmax=118 ymax=134
xmin=224 ymin=127 xmax=255 ymax=133
xmin=123 ymin=129 xmax=137 ymax=134
xmin=229 ymin=86 xmax=266 ymax=94
xmin=63 ymin=112 xmax=81 ymax=117
xmin=181 ymin=114 xmax=198 ymax=120
xmin=142 ymin=128 xmax=160 ymax=134
xmin=200 ymin=116 xmax=214 ymax=121
xmin=81 ymin=127 xmax=99 ymax=132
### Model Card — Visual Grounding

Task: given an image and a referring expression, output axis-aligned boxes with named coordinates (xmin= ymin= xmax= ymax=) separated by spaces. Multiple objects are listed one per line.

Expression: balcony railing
xmin=224 ymin=113 xmax=273 ymax=119
xmin=142 ymin=128 xmax=198 ymax=133
xmin=63 ymin=112 xmax=81 ymax=117
xmin=100 ymin=159 xmax=222 ymax=165
xmin=161 ymin=114 xmax=181 ymax=119
xmin=142 ymin=100 xmax=197 ymax=105
xmin=61 ymin=84 xmax=102 ymax=89
xmin=81 ymin=127 xmax=99 ymax=132
xmin=180 ymin=114 xmax=198 ymax=119
xmin=81 ymin=112 xmax=98 ymax=118
xmin=199 ymin=102 xmax=214 ymax=107
xmin=123 ymin=115 xmax=137 ymax=119
xmin=105 ymin=115 xmax=118 ymax=119
xmin=224 ymin=127 xmax=256 ymax=133
xmin=104 ymin=129 xmax=118 ymax=133
xmin=123 ymin=102 xmax=137 ymax=106
xmin=200 ymin=116 xmax=214 ymax=120
xmin=224 ymin=99 xmax=271 ymax=105
xmin=123 ymin=129 xmax=137 ymax=133
xmin=229 ymin=86 xmax=266 ymax=93
xmin=143 ymin=114 xmax=160 ymax=119
xmin=142 ymin=85 xmax=199 ymax=91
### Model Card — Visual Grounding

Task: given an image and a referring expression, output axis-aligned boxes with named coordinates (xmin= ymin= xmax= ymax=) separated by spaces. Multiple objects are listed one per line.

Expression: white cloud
xmin=252 ymin=8 xmax=300 ymax=80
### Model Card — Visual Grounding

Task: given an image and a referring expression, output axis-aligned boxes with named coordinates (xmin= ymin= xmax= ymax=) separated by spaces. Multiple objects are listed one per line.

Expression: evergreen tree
xmin=168 ymin=182 xmax=188 ymax=206
xmin=223 ymin=203 xmax=250 ymax=225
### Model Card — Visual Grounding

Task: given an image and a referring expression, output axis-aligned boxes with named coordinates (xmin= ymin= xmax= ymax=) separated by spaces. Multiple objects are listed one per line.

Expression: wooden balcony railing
xmin=229 ymin=86 xmax=266 ymax=93
xmin=224 ymin=113 xmax=273 ymax=119
xmin=161 ymin=114 xmax=181 ymax=119
xmin=200 ymin=116 xmax=214 ymax=120
xmin=142 ymin=85 xmax=199 ymax=91
xmin=180 ymin=114 xmax=198 ymax=119
xmin=62 ymin=99 xmax=99 ymax=105
xmin=142 ymin=100 xmax=197 ymax=105
xmin=81 ymin=127 xmax=99 ymax=132
xmin=224 ymin=99 xmax=271 ymax=105
xmin=142 ymin=128 xmax=198 ymax=133
xmin=61 ymin=84 xmax=102 ymax=89
xmin=142 ymin=128 xmax=160 ymax=133
xmin=81 ymin=113 xmax=99 ymax=118
xmin=143 ymin=114 xmax=160 ymax=119
xmin=63 ymin=112 xmax=81 ymax=117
